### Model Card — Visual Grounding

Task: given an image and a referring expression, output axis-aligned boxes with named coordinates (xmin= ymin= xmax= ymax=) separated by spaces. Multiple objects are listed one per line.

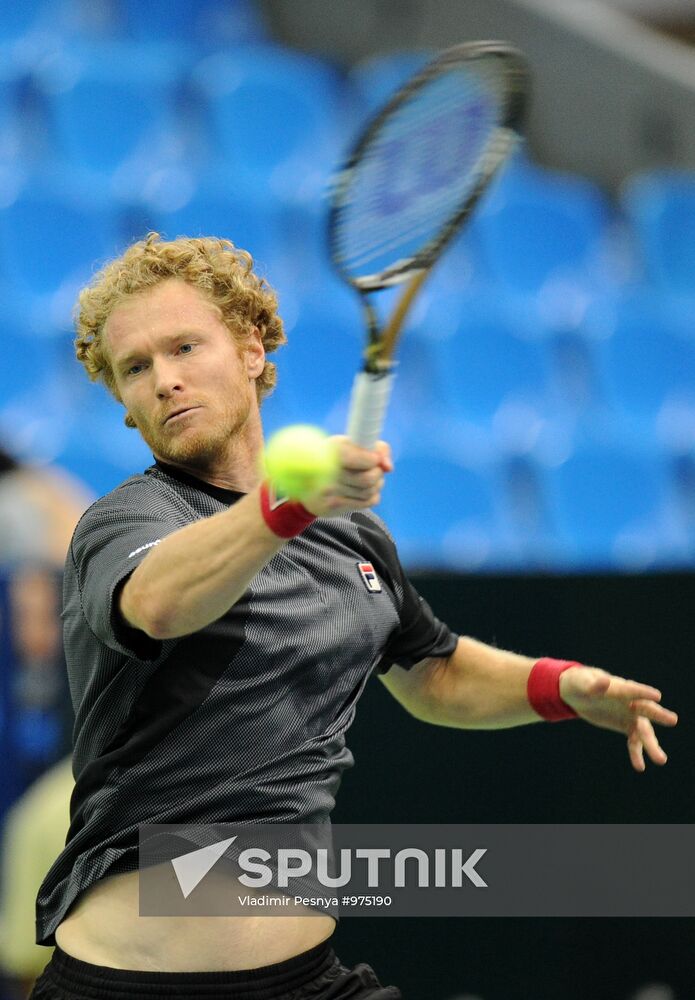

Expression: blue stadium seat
xmin=476 ymin=168 xmax=612 ymax=293
xmin=0 ymin=4 xmax=42 ymax=41
xmin=277 ymin=301 xmax=363 ymax=429
xmin=347 ymin=49 xmax=435 ymax=122
xmin=483 ymin=147 xmax=548 ymax=202
xmin=55 ymin=441 xmax=139 ymax=498
xmin=191 ymin=45 xmax=345 ymax=205
xmin=36 ymin=0 xmax=125 ymax=43
xmin=0 ymin=53 xmax=24 ymax=140
xmin=545 ymin=329 xmax=605 ymax=417
xmin=120 ymin=0 xmax=267 ymax=47
xmin=0 ymin=389 xmax=73 ymax=473
xmin=596 ymin=293 xmax=695 ymax=439
xmin=119 ymin=0 xmax=207 ymax=40
xmin=378 ymin=453 xmax=496 ymax=569
xmin=456 ymin=454 xmax=572 ymax=569
xmin=53 ymin=389 xmax=153 ymax=496
xmin=622 ymin=170 xmax=695 ymax=294
xmin=258 ymin=378 xmax=304 ymax=439
xmin=422 ymin=294 xmax=549 ymax=430
xmin=548 ymin=443 xmax=666 ymax=568
xmin=665 ymin=452 xmax=695 ymax=563
xmin=150 ymin=191 xmax=289 ymax=279
xmin=498 ymin=455 xmax=553 ymax=541
xmin=199 ymin=0 xmax=269 ymax=49
xmin=268 ymin=202 xmax=369 ymax=312
xmin=35 ymin=42 xmax=188 ymax=183
xmin=0 ymin=190 xmax=118 ymax=321
xmin=254 ymin=204 xmax=362 ymax=360
xmin=426 ymin=150 xmax=545 ymax=298
xmin=0 ymin=325 xmax=60 ymax=401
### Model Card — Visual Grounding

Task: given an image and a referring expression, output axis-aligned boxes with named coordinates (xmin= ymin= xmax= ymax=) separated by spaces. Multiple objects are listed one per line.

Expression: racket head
xmin=328 ymin=41 xmax=530 ymax=294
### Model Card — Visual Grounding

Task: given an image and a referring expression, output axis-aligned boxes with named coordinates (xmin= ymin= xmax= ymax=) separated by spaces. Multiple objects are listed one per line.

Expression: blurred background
xmin=0 ymin=0 xmax=693 ymax=998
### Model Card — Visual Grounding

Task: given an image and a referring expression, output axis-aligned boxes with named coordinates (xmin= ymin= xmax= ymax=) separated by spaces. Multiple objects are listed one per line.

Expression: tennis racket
xmin=328 ymin=41 xmax=531 ymax=448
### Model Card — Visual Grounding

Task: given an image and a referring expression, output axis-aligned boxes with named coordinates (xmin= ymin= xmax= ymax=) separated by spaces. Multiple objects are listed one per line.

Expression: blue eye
xmin=179 ymin=343 xmax=194 ymax=354
xmin=127 ymin=364 xmax=144 ymax=376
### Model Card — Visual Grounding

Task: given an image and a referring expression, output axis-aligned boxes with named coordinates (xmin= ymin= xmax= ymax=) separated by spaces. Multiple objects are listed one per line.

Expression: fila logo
xmin=357 ymin=561 xmax=382 ymax=593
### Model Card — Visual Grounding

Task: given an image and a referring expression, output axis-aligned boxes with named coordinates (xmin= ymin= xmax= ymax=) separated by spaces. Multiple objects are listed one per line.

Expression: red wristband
xmin=527 ymin=658 xmax=582 ymax=722
xmin=259 ymin=481 xmax=316 ymax=538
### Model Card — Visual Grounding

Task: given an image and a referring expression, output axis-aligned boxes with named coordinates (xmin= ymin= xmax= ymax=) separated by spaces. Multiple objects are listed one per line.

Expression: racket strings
xmin=339 ymin=116 xmax=497 ymax=261
xmin=341 ymin=131 xmax=509 ymax=279
xmin=333 ymin=57 xmax=513 ymax=281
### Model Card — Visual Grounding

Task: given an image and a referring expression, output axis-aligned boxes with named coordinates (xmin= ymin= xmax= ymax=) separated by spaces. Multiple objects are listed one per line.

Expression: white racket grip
xmin=346 ymin=370 xmax=395 ymax=449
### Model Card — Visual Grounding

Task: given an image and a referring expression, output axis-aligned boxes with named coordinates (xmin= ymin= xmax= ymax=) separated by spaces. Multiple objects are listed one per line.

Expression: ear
xmin=245 ymin=326 xmax=265 ymax=380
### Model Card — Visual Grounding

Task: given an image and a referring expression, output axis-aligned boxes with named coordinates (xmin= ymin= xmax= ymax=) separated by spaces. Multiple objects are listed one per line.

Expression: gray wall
xmin=261 ymin=0 xmax=695 ymax=190
xmin=605 ymin=0 xmax=694 ymax=14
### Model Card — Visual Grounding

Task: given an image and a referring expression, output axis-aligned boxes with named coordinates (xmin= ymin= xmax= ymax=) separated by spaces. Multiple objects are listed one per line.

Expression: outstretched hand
xmin=559 ymin=666 xmax=678 ymax=772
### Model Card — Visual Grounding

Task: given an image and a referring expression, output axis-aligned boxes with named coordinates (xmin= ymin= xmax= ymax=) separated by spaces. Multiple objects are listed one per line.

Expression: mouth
xmin=164 ymin=406 xmax=201 ymax=425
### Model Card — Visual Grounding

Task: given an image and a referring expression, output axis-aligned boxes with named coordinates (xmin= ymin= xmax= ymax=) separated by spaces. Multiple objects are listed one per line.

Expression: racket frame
xmin=328 ymin=41 xmax=531 ymax=445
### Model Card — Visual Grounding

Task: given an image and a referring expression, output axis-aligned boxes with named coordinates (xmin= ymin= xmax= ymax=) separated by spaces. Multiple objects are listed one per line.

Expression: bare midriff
xmin=55 ymin=865 xmax=336 ymax=971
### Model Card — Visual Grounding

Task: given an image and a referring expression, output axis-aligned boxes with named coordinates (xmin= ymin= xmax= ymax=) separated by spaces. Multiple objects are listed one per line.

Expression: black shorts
xmin=29 ymin=940 xmax=402 ymax=1000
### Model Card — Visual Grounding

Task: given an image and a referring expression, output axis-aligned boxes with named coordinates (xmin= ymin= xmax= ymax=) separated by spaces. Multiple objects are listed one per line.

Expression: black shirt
xmin=35 ymin=460 xmax=458 ymax=944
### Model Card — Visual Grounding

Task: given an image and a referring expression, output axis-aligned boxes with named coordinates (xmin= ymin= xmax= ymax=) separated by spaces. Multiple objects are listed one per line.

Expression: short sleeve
xmin=376 ymin=574 xmax=458 ymax=674
xmin=69 ymin=491 xmax=182 ymax=661
xmin=351 ymin=511 xmax=458 ymax=674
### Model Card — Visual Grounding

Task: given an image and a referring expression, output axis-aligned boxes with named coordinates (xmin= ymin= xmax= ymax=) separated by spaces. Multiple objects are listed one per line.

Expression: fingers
xmin=628 ymin=717 xmax=669 ymax=773
xmin=583 ymin=671 xmax=678 ymax=731
xmin=334 ymin=437 xmax=390 ymax=472
xmin=627 ymin=722 xmax=646 ymax=772
xmin=611 ymin=677 xmax=663 ymax=702
xmin=333 ymin=460 xmax=385 ymax=502
xmin=374 ymin=440 xmax=394 ymax=472
xmin=323 ymin=437 xmax=393 ymax=508
xmin=582 ymin=669 xmax=662 ymax=702
xmin=607 ymin=678 xmax=678 ymax=730
xmin=332 ymin=473 xmax=384 ymax=504
xmin=561 ymin=666 xmax=677 ymax=771
xmin=610 ymin=696 xmax=676 ymax=772
xmin=628 ymin=699 xmax=678 ymax=727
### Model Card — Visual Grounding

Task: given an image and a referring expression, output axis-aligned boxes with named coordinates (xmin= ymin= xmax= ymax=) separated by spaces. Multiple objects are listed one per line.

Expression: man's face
xmin=105 ymin=278 xmax=265 ymax=471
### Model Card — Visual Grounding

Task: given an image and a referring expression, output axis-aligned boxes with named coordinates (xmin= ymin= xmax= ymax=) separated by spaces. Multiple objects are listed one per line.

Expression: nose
xmin=153 ymin=360 xmax=184 ymax=399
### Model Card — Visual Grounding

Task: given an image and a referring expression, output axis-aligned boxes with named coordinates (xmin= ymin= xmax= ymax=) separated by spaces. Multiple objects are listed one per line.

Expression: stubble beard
xmin=135 ymin=396 xmax=252 ymax=472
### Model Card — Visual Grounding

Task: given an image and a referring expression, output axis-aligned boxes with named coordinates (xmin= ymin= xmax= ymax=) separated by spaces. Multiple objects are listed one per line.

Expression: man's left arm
xmin=379 ymin=636 xmax=678 ymax=772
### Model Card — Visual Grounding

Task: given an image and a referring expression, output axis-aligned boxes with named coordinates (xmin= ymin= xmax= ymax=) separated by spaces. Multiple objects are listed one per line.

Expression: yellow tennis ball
xmin=262 ymin=425 xmax=339 ymax=500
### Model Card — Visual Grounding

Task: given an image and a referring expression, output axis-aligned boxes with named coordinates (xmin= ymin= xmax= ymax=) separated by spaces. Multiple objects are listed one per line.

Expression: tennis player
xmin=30 ymin=234 xmax=677 ymax=1000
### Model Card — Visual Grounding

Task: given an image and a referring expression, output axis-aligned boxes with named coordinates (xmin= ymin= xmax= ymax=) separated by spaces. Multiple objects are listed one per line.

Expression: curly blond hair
xmin=75 ymin=233 xmax=286 ymax=425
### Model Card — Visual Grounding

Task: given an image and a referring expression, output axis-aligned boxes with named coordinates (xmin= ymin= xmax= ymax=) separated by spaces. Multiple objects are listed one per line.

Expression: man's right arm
xmin=119 ymin=484 xmax=286 ymax=640
xmin=119 ymin=439 xmax=392 ymax=641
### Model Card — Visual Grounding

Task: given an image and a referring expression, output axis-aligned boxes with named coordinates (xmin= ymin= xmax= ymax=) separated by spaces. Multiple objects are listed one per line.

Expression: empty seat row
xmin=0 ymin=40 xmax=692 ymax=292
xmin=1 ymin=42 xmax=352 ymax=209
xmin=5 ymin=388 xmax=692 ymax=571
xmin=0 ymin=172 xmax=691 ymax=331
xmin=0 ymin=0 xmax=268 ymax=47
xmin=2 ymin=286 xmax=695 ymax=452
xmin=378 ymin=446 xmax=695 ymax=570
